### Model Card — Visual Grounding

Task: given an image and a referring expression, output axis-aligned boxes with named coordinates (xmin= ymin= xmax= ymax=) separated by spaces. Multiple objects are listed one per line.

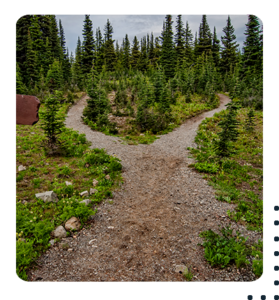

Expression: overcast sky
xmin=57 ymin=15 xmax=262 ymax=56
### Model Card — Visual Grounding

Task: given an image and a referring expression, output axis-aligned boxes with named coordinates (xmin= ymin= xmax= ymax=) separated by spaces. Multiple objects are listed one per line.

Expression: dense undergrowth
xmin=188 ymin=103 xmax=263 ymax=277
xmin=16 ymin=93 xmax=123 ymax=280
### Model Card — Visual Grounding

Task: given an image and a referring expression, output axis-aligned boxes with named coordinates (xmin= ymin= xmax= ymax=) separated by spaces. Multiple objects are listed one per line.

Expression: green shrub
xmin=194 ymin=162 xmax=219 ymax=173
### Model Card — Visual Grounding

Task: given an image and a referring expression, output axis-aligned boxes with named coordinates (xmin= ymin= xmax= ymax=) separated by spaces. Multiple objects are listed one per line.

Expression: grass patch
xmin=188 ymin=107 xmax=263 ymax=231
xmin=16 ymin=93 xmax=123 ymax=280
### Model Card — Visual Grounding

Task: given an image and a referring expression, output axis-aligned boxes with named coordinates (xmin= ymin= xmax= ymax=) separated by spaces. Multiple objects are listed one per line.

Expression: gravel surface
xmin=28 ymin=94 xmax=262 ymax=282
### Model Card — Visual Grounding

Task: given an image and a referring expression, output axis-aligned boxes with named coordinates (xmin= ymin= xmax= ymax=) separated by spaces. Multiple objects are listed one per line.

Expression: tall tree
xmin=174 ymin=15 xmax=185 ymax=66
xmin=185 ymin=21 xmax=194 ymax=65
xmin=138 ymin=37 xmax=148 ymax=72
xmin=130 ymin=36 xmax=141 ymax=69
xmin=160 ymin=15 xmax=175 ymax=79
xmin=212 ymin=26 xmax=220 ymax=67
xmin=49 ymin=15 xmax=61 ymax=61
xmin=103 ymin=19 xmax=116 ymax=71
xmin=242 ymin=15 xmax=262 ymax=75
xmin=220 ymin=16 xmax=239 ymax=74
xmin=197 ymin=15 xmax=212 ymax=56
xmin=25 ymin=29 xmax=38 ymax=87
xmin=82 ymin=15 xmax=95 ymax=73
xmin=123 ymin=34 xmax=131 ymax=70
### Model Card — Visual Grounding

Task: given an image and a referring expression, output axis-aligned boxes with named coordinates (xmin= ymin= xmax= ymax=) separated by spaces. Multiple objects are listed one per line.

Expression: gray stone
xmin=35 ymin=191 xmax=58 ymax=203
xmin=18 ymin=165 xmax=26 ymax=172
xmin=175 ymin=265 xmax=188 ymax=274
xmin=105 ymin=174 xmax=110 ymax=180
xmin=80 ymin=199 xmax=90 ymax=206
xmin=65 ymin=217 xmax=81 ymax=231
xmin=65 ymin=181 xmax=72 ymax=186
xmin=90 ymin=188 xmax=97 ymax=195
xmin=52 ymin=226 xmax=67 ymax=238
xmin=49 ymin=239 xmax=55 ymax=246
xmin=93 ymin=179 xmax=98 ymax=187
xmin=80 ymin=190 xmax=88 ymax=197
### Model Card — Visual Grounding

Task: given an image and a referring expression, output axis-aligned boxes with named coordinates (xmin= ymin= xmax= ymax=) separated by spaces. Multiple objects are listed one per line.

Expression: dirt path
xmin=29 ymin=94 xmax=261 ymax=281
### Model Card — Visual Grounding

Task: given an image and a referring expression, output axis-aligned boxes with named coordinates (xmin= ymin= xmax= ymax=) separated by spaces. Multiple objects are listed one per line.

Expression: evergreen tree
xmin=82 ymin=15 xmax=95 ymax=74
xmin=148 ymin=33 xmax=155 ymax=66
xmin=95 ymin=27 xmax=103 ymax=51
xmin=16 ymin=15 xmax=33 ymax=81
xmin=185 ymin=21 xmax=194 ymax=65
xmin=131 ymin=36 xmax=141 ymax=69
xmin=138 ymin=37 xmax=148 ymax=72
xmin=40 ymin=91 xmax=65 ymax=150
xmin=25 ymin=29 xmax=38 ymax=87
xmin=49 ymin=15 xmax=62 ymax=61
xmin=212 ymin=27 xmax=220 ymax=67
xmin=197 ymin=15 xmax=212 ymax=56
xmin=29 ymin=15 xmax=46 ymax=69
xmin=16 ymin=63 xmax=27 ymax=94
xmin=220 ymin=16 xmax=239 ymax=74
xmin=245 ymin=108 xmax=256 ymax=132
xmin=59 ymin=19 xmax=66 ymax=57
xmin=160 ymin=15 xmax=175 ymax=79
xmin=242 ymin=15 xmax=262 ymax=75
xmin=123 ymin=34 xmax=131 ymax=70
xmin=174 ymin=15 xmax=185 ymax=67
xmin=46 ymin=60 xmax=63 ymax=92
xmin=214 ymin=101 xmax=240 ymax=157
xmin=73 ymin=37 xmax=83 ymax=89
xmin=103 ymin=19 xmax=116 ymax=71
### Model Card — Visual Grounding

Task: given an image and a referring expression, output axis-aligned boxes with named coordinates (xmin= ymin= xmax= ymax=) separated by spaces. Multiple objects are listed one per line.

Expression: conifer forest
xmin=16 ymin=15 xmax=263 ymax=282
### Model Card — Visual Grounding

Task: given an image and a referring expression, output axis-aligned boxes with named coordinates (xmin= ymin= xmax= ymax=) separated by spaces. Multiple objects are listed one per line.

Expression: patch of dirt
xmin=28 ymin=94 xmax=262 ymax=282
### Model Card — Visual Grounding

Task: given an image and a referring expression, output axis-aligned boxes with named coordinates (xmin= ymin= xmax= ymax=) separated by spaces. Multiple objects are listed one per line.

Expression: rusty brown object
xmin=16 ymin=94 xmax=40 ymax=125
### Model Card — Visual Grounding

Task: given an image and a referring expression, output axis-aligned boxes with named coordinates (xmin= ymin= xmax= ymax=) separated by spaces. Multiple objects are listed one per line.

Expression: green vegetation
xmin=16 ymin=93 xmax=123 ymax=280
xmin=189 ymin=105 xmax=262 ymax=277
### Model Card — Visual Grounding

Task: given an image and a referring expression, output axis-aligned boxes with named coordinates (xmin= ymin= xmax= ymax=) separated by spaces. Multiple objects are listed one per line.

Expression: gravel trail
xmin=29 ymin=94 xmax=261 ymax=282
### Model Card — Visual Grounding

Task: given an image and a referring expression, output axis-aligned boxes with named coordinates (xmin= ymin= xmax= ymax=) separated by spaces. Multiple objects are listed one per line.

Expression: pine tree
xmin=16 ymin=15 xmax=33 ymax=82
xmin=82 ymin=15 xmax=95 ymax=74
xmin=185 ymin=21 xmax=194 ymax=65
xmin=40 ymin=91 xmax=65 ymax=151
xmin=25 ymin=29 xmax=38 ymax=88
xmin=73 ymin=37 xmax=83 ymax=89
xmin=148 ymin=33 xmax=155 ymax=66
xmin=46 ymin=60 xmax=63 ymax=92
xmin=16 ymin=63 xmax=27 ymax=94
xmin=212 ymin=27 xmax=220 ymax=67
xmin=214 ymin=101 xmax=240 ymax=157
xmin=103 ymin=19 xmax=116 ymax=72
xmin=95 ymin=27 xmax=103 ymax=51
xmin=242 ymin=15 xmax=262 ymax=76
xmin=245 ymin=108 xmax=256 ymax=132
xmin=138 ymin=37 xmax=148 ymax=72
xmin=123 ymin=34 xmax=131 ymax=70
xmin=49 ymin=15 xmax=62 ymax=61
xmin=131 ymin=36 xmax=141 ymax=69
xmin=160 ymin=15 xmax=175 ymax=79
xmin=197 ymin=15 xmax=212 ymax=56
xmin=174 ymin=15 xmax=185 ymax=67
xmin=220 ymin=16 xmax=239 ymax=74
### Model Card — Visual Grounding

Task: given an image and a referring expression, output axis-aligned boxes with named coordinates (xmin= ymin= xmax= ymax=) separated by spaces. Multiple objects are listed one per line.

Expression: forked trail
xmin=29 ymin=94 xmax=261 ymax=281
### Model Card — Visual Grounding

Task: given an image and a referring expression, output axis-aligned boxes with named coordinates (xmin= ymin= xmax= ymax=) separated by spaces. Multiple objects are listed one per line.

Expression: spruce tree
xmin=131 ymin=36 xmax=141 ymax=69
xmin=214 ymin=101 xmax=240 ymax=157
xmin=138 ymin=37 xmax=148 ymax=72
xmin=197 ymin=15 xmax=212 ymax=56
xmin=148 ymin=33 xmax=155 ymax=66
xmin=25 ymin=29 xmax=38 ymax=88
xmin=220 ymin=16 xmax=239 ymax=74
xmin=49 ymin=15 xmax=62 ymax=61
xmin=16 ymin=63 xmax=27 ymax=94
xmin=103 ymin=19 xmax=116 ymax=72
xmin=185 ymin=21 xmax=194 ymax=65
xmin=245 ymin=108 xmax=256 ymax=132
xmin=160 ymin=15 xmax=175 ymax=79
xmin=82 ymin=15 xmax=95 ymax=74
xmin=123 ymin=34 xmax=131 ymax=70
xmin=212 ymin=27 xmax=220 ymax=67
xmin=46 ymin=60 xmax=63 ymax=92
xmin=16 ymin=15 xmax=33 ymax=82
xmin=174 ymin=15 xmax=185 ymax=67
xmin=242 ymin=15 xmax=262 ymax=76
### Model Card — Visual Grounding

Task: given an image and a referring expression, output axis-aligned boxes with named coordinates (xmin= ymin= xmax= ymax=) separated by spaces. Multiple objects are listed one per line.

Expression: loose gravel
xmin=28 ymin=94 xmax=262 ymax=282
